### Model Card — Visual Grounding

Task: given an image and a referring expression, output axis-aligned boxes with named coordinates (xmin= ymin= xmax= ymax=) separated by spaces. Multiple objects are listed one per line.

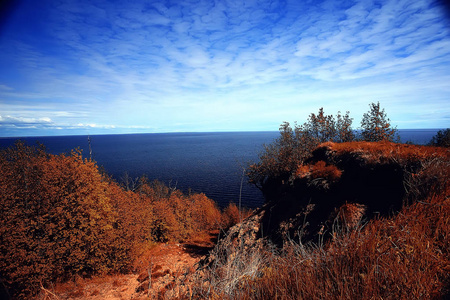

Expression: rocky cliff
xmin=211 ymin=141 xmax=449 ymax=253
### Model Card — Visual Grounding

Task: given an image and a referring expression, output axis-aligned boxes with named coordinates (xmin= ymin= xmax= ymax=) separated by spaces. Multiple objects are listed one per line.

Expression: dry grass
xmin=322 ymin=141 xmax=449 ymax=164
xmin=294 ymin=160 xmax=343 ymax=182
xmin=188 ymin=142 xmax=450 ymax=300
xmin=192 ymin=241 xmax=274 ymax=299
xmin=190 ymin=192 xmax=449 ymax=299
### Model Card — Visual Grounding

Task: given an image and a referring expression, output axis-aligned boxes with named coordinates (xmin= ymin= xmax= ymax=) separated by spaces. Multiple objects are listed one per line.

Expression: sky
xmin=0 ymin=0 xmax=450 ymax=137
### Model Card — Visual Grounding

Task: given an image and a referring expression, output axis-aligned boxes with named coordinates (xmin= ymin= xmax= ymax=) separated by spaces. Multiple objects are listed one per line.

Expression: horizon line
xmin=0 ymin=127 xmax=447 ymax=139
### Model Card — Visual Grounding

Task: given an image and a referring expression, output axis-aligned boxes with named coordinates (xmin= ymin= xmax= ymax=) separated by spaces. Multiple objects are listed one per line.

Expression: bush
xmin=221 ymin=203 xmax=254 ymax=229
xmin=0 ymin=142 xmax=132 ymax=299
xmin=248 ymin=108 xmax=353 ymax=190
xmin=132 ymin=178 xmax=223 ymax=242
xmin=428 ymin=128 xmax=450 ymax=147
xmin=247 ymin=121 xmax=317 ymax=189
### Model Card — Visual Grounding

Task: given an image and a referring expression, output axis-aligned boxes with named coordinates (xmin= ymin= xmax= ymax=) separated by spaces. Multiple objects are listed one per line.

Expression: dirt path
xmin=44 ymin=232 xmax=218 ymax=299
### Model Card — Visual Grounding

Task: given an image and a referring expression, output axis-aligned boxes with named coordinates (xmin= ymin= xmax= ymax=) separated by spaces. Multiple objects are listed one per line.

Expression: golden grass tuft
xmin=325 ymin=141 xmax=449 ymax=163
xmin=295 ymin=160 xmax=343 ymax=182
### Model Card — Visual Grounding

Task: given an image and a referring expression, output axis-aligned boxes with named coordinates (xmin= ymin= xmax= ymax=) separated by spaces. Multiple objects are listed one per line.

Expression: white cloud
xmin=1 ymin=0 xmax=449 ymax=135
xmin=75 ymin=123 xmax=116 ymax=129
xmin=0 ymin=115 xmax=53 ymax=128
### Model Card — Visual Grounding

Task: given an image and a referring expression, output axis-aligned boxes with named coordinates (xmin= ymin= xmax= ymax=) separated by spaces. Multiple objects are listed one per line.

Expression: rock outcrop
xmin=210 ymin=141 xmax=449 ymax=253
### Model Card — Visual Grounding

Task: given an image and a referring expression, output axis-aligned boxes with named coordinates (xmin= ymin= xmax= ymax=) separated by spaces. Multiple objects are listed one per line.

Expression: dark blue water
xmin=396 ymin=129 xmax=442 ymax=145
xmin=0 ymin=132 xmax=278 ymax=208
xmin=0 ymin=130 xmax=442 ymax=208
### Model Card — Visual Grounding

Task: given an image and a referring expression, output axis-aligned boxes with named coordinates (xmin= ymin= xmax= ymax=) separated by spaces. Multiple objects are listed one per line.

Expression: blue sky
xmin=0 ymin=0 xmax=449 ymax=137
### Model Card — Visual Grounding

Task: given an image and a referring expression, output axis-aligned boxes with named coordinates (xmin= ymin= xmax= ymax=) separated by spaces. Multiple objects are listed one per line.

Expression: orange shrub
xmin=129 ymin=179 xmax=224 ymax=243
xmin=106 ymin=180 xmax=155 ymax=258
xmin=222 ymin=203 xmax=240 ymax=229
xmin=221 ymin=203 xmax=254 ymax=229
xmin=0 ymin=142 xmax=251 ymax=298
xmin=0 ymin=142 xmax=132 ymax=299
xmin=188 ymin=193 xmax=223 ymax=232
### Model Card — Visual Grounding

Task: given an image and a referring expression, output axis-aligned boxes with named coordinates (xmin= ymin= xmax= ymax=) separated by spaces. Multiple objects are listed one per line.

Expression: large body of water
xmin=0 ymin=129 xmax=442 ymax=208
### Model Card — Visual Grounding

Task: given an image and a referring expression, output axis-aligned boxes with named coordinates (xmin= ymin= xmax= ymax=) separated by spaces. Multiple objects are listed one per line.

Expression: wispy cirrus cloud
xmin=0 ymin=0 xmax=449 ymax=136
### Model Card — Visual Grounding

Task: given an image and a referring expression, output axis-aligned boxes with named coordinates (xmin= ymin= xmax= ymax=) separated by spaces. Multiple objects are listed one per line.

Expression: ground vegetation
xmin=0 ymin=141 xmax=245 ymax=299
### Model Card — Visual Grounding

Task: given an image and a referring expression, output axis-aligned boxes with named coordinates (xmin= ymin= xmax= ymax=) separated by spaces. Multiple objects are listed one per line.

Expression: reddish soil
xmin=42 ymin=231 xmax=219 ymax=299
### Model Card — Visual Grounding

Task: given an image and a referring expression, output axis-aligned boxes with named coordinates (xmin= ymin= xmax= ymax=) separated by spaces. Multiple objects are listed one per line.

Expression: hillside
xmin=0 ymin=140 xmax=448 ymax=299
xmin=0 ymin=141 xmax=246 ymax=299
xmin=194 ymin=141 xmax=450 ymax=299
xmin=249 ymin=141 xmax=449 ymax=245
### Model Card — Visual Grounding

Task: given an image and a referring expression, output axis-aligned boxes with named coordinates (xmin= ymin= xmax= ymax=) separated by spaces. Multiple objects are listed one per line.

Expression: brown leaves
xmin=0 ymin=142 xmax=131 ymax=298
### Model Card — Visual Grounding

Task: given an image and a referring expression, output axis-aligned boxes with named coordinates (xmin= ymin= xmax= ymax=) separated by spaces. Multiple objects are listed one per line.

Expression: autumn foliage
xmin=294 ymin=160 xmax=342 ymax=182
xmin=247 ymin=103 xmax=401 ymax=190
xmin=131 ymin=179 xmax=223 ymax=242
xmin=0 ymin=141 xmax=244 ymax=299
xmin=0 ymin=142 xmax=130 ymax=298
xmin=247 ymin=108 xmax=353 ymax=189
xmin=221 ymin=202 xmax=254 ymax=230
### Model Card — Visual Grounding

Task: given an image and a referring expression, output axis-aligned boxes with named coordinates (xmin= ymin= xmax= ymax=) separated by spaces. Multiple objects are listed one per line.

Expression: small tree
xmin=248 ymin=108 xmax=354 ymax=190
xmin=247 ymin=121 xmax=316 ymax=189
xmin=360 ymin=102 xmax=398 ymax=142
xmin=428 ymin=128 xmax=450 ymax=147
xmin=0 ymin=142 xmax=132 ymax=298
xmin=336 ymin=111 xmax=355 ymax=142
xmin=303 ymin=108 xmax=336 ymax=143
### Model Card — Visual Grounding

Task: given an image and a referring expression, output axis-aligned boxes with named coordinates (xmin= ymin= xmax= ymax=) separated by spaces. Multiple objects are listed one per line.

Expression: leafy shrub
xmin=132 ymin=179 xmax=223 ymax=242
xmin=221 ymin=203 xmax=254 ymax=229
xmin=0 ymin=142 xmax=132 ymax=299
